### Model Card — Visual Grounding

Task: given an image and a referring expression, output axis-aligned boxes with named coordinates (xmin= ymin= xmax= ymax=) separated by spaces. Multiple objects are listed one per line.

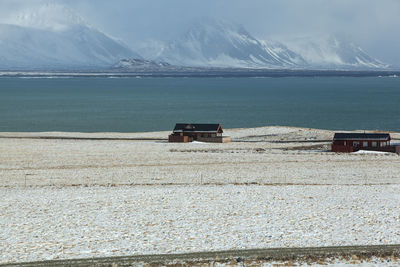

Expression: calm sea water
xmin=0 ymin=76 xmax=399 ymax=132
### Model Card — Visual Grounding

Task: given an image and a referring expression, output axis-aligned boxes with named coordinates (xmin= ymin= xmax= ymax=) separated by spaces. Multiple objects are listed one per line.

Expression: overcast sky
xmin=1 ymin=0 xmax=400 ymax=65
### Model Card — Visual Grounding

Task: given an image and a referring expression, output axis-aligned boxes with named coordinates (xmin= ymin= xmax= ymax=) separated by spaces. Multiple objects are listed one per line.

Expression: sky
xmin=1 ymin=0 xmax=400 ymax=66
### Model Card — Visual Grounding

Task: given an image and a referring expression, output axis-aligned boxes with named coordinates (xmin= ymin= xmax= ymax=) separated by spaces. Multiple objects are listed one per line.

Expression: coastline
xmin=1 ymin=125 xmax=399 ymax=140
xmin=1 ymin=69 xmax=400 ymax=78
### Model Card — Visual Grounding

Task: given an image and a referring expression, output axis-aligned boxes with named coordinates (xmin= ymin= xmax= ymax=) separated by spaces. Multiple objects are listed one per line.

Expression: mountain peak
xmin=184 ymin=18 xmax=254 ymax=45
xmin=151 ymin=21 xmax=388 ymax=70
xmin=156 ymin=18 xmax=303 ymax=68
xmin=0 ymin=3 xmax=142 ymax=70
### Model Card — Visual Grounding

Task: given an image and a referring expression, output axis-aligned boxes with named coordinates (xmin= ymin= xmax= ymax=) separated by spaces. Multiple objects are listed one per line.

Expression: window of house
xmin=372 ymin=142 xmax=377 ymax=147
xmin=353 ymin=141 xmax=360 ymax=147
xmin=363 ymin=141 xmax=368 ymax=147
xmin=381 ymin=141 xmax=386 ymax=147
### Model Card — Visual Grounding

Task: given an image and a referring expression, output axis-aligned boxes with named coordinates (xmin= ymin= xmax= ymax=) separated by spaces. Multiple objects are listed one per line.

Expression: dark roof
xmin=173 ymin=123 xmax=222 ymax=133
xmin=333 ymin=133 xmax=390 ymax=141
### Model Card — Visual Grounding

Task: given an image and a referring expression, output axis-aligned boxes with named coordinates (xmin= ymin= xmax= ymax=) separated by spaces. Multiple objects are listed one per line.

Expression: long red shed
xmin=331 ymin=133 xmax=391 ymax=153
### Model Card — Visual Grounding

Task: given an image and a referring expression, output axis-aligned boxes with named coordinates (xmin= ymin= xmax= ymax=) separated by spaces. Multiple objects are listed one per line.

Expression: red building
xmin=331 ymin=133 xmax=392 ymax=153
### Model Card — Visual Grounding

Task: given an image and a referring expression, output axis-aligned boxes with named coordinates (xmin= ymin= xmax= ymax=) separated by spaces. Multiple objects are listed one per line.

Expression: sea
xmin=0 ymin=76 xmax=399 ymax=132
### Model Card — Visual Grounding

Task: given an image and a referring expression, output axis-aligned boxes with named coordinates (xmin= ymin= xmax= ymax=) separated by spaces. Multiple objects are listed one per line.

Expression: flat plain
xmin=0 ymin=126 xmax=399 ymax=263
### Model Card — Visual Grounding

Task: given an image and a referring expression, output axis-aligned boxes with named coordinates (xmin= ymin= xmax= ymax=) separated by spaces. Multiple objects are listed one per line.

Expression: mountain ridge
xmin=0 ymin=3 xmax=141 ymax=70
xmin=0 ymin=6 xmax=390 ymax=71
xmin=154 ymin=18 xmax=306 ymax=68
xmin=134 ymin=19 xmax=389 ymax=70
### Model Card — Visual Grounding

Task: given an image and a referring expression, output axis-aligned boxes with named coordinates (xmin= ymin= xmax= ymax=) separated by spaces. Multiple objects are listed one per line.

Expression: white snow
xmin=353 ymin=150 xmax=391 ymax=154
xmin=0 ymin=126 xmax=399 ymax=263
xmin=1 ymin=184 xmax=399 ymax=263
xmin=214 ymin=256 xmax=399 ymax=266
xmin=191 ymin=141 xmax=208 ymax=144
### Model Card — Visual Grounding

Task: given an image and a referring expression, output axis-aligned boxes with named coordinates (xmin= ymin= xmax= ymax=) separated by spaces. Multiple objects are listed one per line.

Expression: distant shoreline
xmin=0 ymin=125 xmax=398 ymax=139
xmin=1 ymin=126 xmax=400 ymax=136
xmin=1 ymin=69 xmax=400 ymax=78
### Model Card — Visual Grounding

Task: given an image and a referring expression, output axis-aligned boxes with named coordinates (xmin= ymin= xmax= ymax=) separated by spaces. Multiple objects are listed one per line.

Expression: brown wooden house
xmin=331 ymin=133 xmax=393 ymax=153
xmin=168 ymin=123 xmax=231 ymax=143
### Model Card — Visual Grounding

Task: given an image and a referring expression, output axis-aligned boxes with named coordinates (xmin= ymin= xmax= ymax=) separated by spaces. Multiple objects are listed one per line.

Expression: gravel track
xmin=1 ymin=245 xmax=399 ymax=266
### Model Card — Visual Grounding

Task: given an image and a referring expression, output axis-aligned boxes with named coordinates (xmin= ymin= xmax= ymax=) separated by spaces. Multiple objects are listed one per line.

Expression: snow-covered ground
xmin=1 ymin=185 xmax=399 ymax=263
xmin=214 ymin=256 xmax=399 ymax=266
xmin=0 ymin=126 xmax=399 ymax=187
xmin=0 ymin=126 xmax=399 ymax=263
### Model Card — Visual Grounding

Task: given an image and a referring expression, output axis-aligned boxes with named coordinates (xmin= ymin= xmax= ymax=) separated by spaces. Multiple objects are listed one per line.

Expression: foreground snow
xmin=1 ymin=184 xmax=399 ymax=263
xmin=213 ymin=256 xmax=399 ymax=266
xmin=0 ymin=126 xmax=399 ymax=264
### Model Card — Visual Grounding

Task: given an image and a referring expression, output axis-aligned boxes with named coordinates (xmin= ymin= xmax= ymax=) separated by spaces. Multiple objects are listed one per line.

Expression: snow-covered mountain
xmin=0 ymin=6 xmax=389 ymax=71
xmin=154 ymin=19 xmax=306 ymax=68
xmin=283 ymin=35 xmax=389 ymax=69
xmin=135 ymin=19 xmax=388 ymax=70
xmin=0 ymin=4 xmax=141 ymax=70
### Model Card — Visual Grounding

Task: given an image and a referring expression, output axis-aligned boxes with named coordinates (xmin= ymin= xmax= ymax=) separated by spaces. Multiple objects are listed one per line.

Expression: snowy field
xmin=1 ymin=185 xmax=399 ymax=263
xmin=210 ymin=257 xmax=399 ymax=266
xmin=0 ymin=126 xmax=399 ymax=263
xmin=1 ymin=126 xmax=399 ymax=187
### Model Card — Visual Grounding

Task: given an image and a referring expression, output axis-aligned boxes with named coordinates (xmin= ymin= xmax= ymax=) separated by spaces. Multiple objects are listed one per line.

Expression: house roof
xmin=173 ymin=123 xmax=223 ymax=133
xmin=333 ymin=133 xmax=391 ymax=141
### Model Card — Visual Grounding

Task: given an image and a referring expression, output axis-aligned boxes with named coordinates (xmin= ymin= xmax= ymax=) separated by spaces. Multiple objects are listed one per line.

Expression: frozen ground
xmin=1 ymin=185 xmax=399 ymax=263
xmin=213 ymin=256 xmax=399 ymax=266
xmin=0 ymin=126 xmax=399 ymax=187
xmin=0 ymin=126 xmax=399 ymax=263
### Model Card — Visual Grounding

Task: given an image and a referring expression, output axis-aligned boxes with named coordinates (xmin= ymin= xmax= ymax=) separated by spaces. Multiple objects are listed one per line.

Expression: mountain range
xmin=0 ymin=4 xmax=140 ymax=70
xmin=0 ymin=4 xmax=390 ymax=71
xmin=152 ymin=19 xmax=306 ymax=69
xmin=134 ymin=19 xmax=388 ymax=70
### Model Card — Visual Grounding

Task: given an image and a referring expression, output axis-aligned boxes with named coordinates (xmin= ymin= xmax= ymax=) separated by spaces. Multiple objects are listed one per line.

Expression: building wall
xmin=332 ymin=141 xmax=398 ymax=154
xmin=197 ymin=136 xmax=232 ymax=143
xmin=360 ymin=146 xmax=397 ymax=153
xmin=331 ymin=144 xmax=354 ymax=153
xmin=332 ymin=139 xmax=390 ymax=152
xmin=169 ymin=129 xmax=230 ymax=143
xmin=168 ymin=135 xmax=191 ymax=143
